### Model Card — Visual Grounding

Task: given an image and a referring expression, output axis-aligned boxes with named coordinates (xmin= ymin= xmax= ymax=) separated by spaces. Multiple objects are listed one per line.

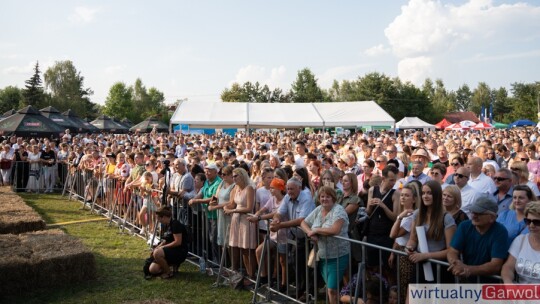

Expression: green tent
xmin=493 ymin=122 xmax=508 ymax=129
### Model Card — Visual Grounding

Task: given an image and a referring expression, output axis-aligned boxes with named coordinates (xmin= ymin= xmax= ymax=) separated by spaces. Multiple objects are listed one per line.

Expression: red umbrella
xmin=445 ymin=122 xmax=469 ymax=130
xmin=473 ymin=122 xmax=494 ymax=130
xmin=435 ymin=118 xmax=452 ymax=129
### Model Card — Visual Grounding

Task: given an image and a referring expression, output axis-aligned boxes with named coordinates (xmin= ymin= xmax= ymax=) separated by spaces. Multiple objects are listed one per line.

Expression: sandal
xmin=160 ymin=272 xmax=174 ymax=279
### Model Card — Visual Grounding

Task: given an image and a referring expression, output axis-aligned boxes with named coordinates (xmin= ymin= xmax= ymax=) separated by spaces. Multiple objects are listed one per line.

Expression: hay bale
xmin=0 ymin=188 xmax=46 ymax=234
xmin=0 ymin=229 xmax=96 ymax=295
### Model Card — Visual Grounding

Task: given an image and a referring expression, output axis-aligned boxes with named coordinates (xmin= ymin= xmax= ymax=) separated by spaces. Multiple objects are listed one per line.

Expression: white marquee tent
xmin=170 ymin=100 xmax=395 ymax=129
xmin=395 ymin=117 xmax=435 ymax=130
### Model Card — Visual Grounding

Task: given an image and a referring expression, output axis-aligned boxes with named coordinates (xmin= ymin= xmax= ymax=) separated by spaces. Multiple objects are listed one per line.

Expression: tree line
xmin=1 ymin=62 xmax=537 ymax=125
xmin=221 ymin=68 xmax=540 ymax=124
xmin=0 ymin=61 xmax=168 ymax=124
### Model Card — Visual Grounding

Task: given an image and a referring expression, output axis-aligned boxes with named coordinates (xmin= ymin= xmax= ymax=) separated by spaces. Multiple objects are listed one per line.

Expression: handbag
xmin=307 ymin=245 xmax=319 ymax=268
xmin=0 ymin=159 xmax=11 ymax=170
xmin=356 ymin=189 xmax=392 ymax=240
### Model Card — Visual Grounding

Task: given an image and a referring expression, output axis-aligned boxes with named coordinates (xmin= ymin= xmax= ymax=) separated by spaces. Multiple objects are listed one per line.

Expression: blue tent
xmin=510 ymin=119 xmax=536 ymax=128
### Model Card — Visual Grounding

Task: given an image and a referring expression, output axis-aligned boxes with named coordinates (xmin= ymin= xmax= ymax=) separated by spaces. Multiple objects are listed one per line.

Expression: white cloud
xmin=69 ymin=7 xmax=99 ymax=24
xmin=397 ymin=56 xmax=433 ymax=85
xmin=363 ymin=44 xmax=391 ymax=57
xmin=104 ymin=65 xmax=125 ymax=75
xmin=384 ymin=0 xmax=540 ymax=85
xmin=230 ymin=64 xmax=289 ymax=89
xmin=2 ymin=62 xmax=34 ymax=74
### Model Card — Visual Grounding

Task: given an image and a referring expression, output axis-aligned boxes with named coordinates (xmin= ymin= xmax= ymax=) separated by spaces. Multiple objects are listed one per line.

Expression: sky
xmin=1 ymin=0 xmax=539 ymax=105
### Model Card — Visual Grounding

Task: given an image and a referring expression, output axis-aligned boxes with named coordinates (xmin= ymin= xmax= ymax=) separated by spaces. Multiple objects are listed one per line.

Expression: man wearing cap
xmin=385 ymin=144 xmax=405 ymax=178
xmin=188 ymin=163 xmax=222 ymax=263
xmin=447 ymin=197 xmax=509 ymax=283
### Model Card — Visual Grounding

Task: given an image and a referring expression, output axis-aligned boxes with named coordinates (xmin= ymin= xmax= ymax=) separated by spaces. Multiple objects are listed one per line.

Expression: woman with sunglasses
xmin=497 ymin=185 xmax=533 ymax=243
xmin=445 ymin=156 xmax=465 ymax=185
xmin=501 ymin=201 xmax=540 ymax=284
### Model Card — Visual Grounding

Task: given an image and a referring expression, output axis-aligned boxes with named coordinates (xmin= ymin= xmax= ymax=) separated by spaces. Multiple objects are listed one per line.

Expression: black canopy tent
xmin=129 ymin=116 xmax=169 ymax=133
xmin=90 ymin=115 xmax=129 ymax=133
xmin=1 ymin=109 xmax=16 ymax=120
xmin=0 ymin=106 xmax=64 ymax=138
xmin=61 ymin=109 xmax=99 ymax=133
xmin=121 ymin=118 xmax=134 ymax=128
xmin=40 ymin=106 xmax=80 ymax=133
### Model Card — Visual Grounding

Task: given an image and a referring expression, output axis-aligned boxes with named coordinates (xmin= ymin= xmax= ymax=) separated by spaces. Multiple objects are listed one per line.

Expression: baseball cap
xmin=469 ymin=197 xmax=498 ymax=214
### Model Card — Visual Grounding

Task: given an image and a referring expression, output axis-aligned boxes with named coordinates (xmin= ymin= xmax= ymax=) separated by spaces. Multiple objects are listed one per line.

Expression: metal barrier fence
xmin=59 ymin=166 xmax=502 ymax=304
xmin=8 ymin=160 xmax=70 ymax=193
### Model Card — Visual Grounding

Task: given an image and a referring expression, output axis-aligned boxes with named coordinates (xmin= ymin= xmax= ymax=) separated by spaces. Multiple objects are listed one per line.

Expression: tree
xmin=22 ymin=61 xmax=45 ymax=108
xmin=290 ymin=68 xmax=324 ymax=103
xmin=221 ymin=82 xmax=290 ymax=103
xmin=0 ymin=86 xmax=23 ymax=114
xmin=455 ymin=84 xmax=473 ymax=111
xmin=471 ymin=82 xmax=491 ymax=114
xmin=103 ymin=82 xmax=133 ymax=120
xmin=492 ymin=87 xmax=512 ymax=123
xmin=44 ymin=60 xmax=96 ymax=118
xmin=508 ymin=82 xmax=539 ymax=122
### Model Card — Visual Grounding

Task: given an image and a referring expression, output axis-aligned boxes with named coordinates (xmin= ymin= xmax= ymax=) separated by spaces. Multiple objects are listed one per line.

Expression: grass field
xmin=2 ymin=193 xmax=253 ymax=304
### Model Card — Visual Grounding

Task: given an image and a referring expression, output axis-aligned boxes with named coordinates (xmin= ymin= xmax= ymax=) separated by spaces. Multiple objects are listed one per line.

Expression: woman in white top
xmin=502 ymin=201 xmax=540 ymax=284
xmin=389 ymin=181 xmax=420 ymax=304
xmin=26 ymin=145 xmax=41 ymax=192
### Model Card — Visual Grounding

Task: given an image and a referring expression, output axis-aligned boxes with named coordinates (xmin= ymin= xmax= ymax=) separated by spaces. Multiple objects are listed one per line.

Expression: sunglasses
xmin=451 ymin=162 xmax=460 ymax=167
xmin=521 ymin=158 xmax=530 ymax=162
xmin=455 ymin=173 xmax=468 ymax=179
xmin=510 ymin=167 xmax=520 ymax=171
xmin=145 ymin=163 xmax=152 ymax=166
xmin=524 ymin=218 xmax=540 ymax=226
xmin=493 ymin=177 xmax=509 ymax=182
xmin=385 ymin=150 xmax=395 ymax=153
xmin=232 ymin=175 xmax=238 ymax=178
xmin=376 ymin=160 xmax=384 ymax=163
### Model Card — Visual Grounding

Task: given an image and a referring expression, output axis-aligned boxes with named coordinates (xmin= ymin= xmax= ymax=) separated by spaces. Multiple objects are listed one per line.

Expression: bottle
xmin=199 ymin=256 xmax=206 ymax=273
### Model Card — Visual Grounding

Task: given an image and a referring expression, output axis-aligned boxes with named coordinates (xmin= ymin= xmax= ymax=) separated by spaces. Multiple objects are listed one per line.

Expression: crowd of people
xmin=2 ymin=126 xmax=540 ymax=303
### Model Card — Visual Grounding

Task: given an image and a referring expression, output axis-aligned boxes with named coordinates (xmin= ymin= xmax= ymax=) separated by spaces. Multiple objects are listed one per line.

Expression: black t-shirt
xmin=40 ymin=150 xmax=56 ymax=167
xmin=162 ymin=219 xmax=188 ymax=250
xmin=432 ymin=159 xmax=449 ymax=167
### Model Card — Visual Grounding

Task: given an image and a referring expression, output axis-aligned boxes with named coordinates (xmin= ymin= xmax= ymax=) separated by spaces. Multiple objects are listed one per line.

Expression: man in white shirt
xmin=294 ymin=140 xmax=306 ymax=169
xmin=454 ymin=167 xmax=482 ymax=217
xmin=467 ymin=156 xmax=496 ymax=195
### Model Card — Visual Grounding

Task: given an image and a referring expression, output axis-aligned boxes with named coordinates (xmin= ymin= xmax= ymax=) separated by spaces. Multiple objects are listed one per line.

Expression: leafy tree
xmin=43 ymin=60 xmax=96 ymax=118
xmin=22 ymin=61 xmax=45 ymax=108
xmin=103 ymin=82 xmax=133 ymax=120
xmin=290 ymin=68 xmax=324 ymax=103
xmin=455 ymin=84 xmax=473 ymax=111
xmin=221 ymin=82 xmax=290 ymax=103
xmin=471 ymin=82 xmax=491 ymax=114
xmin=508 ymin=82 xmax=539 ymax=122
xmin=492 ymin=87 xmax=512 ymax=123
xmin=0 ymin=86 xmax=23 ymax=114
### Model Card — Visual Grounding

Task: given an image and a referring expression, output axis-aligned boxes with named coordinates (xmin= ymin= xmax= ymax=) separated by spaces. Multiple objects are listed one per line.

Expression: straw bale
xmin=0 ymin=188 xmax=45 ymax=234
xmin=0 ymin=229 xmax=96 ymax=295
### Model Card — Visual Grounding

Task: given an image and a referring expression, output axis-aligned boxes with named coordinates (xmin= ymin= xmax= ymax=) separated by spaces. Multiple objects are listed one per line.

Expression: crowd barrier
xmin=7 ymin=160 xmax=69 ymax=193
xmin=58 ymin=165 xmax=502 ymax=304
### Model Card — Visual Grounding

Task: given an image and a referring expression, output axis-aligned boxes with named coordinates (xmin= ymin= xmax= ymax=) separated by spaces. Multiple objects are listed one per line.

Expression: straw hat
xmin=411 ymin=148 xmax=430 ymax=163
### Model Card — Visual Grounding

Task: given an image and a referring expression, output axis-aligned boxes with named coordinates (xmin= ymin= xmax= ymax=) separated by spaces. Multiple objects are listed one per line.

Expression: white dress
xmin=26 ymin=152 xmax=41 ymax=191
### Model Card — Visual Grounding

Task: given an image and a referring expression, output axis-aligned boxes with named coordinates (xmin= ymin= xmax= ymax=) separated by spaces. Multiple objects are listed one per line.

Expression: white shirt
xmin=468 ymin=172 xmax=496 ymax=195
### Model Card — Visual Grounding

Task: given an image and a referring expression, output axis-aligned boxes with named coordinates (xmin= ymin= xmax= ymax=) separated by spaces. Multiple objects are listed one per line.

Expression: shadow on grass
xmin=3 ymin=253 xmax=250 ymax=304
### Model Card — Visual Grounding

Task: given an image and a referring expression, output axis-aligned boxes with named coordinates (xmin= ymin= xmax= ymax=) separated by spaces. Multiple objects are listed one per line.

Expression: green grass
xmin=3 ymin=193 xmax=253 ymax=304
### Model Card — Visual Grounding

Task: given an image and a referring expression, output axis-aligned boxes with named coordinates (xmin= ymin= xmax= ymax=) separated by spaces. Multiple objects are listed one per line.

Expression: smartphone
xmin=324 ymin=181 xmax=334 ymax=189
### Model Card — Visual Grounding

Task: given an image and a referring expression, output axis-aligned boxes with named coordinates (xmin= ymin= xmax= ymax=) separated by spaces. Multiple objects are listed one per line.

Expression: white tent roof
xmin=170 ymin=100 xmax=395 ymax=128
xmin=396 ymin=117 xmax=435 ymax=129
